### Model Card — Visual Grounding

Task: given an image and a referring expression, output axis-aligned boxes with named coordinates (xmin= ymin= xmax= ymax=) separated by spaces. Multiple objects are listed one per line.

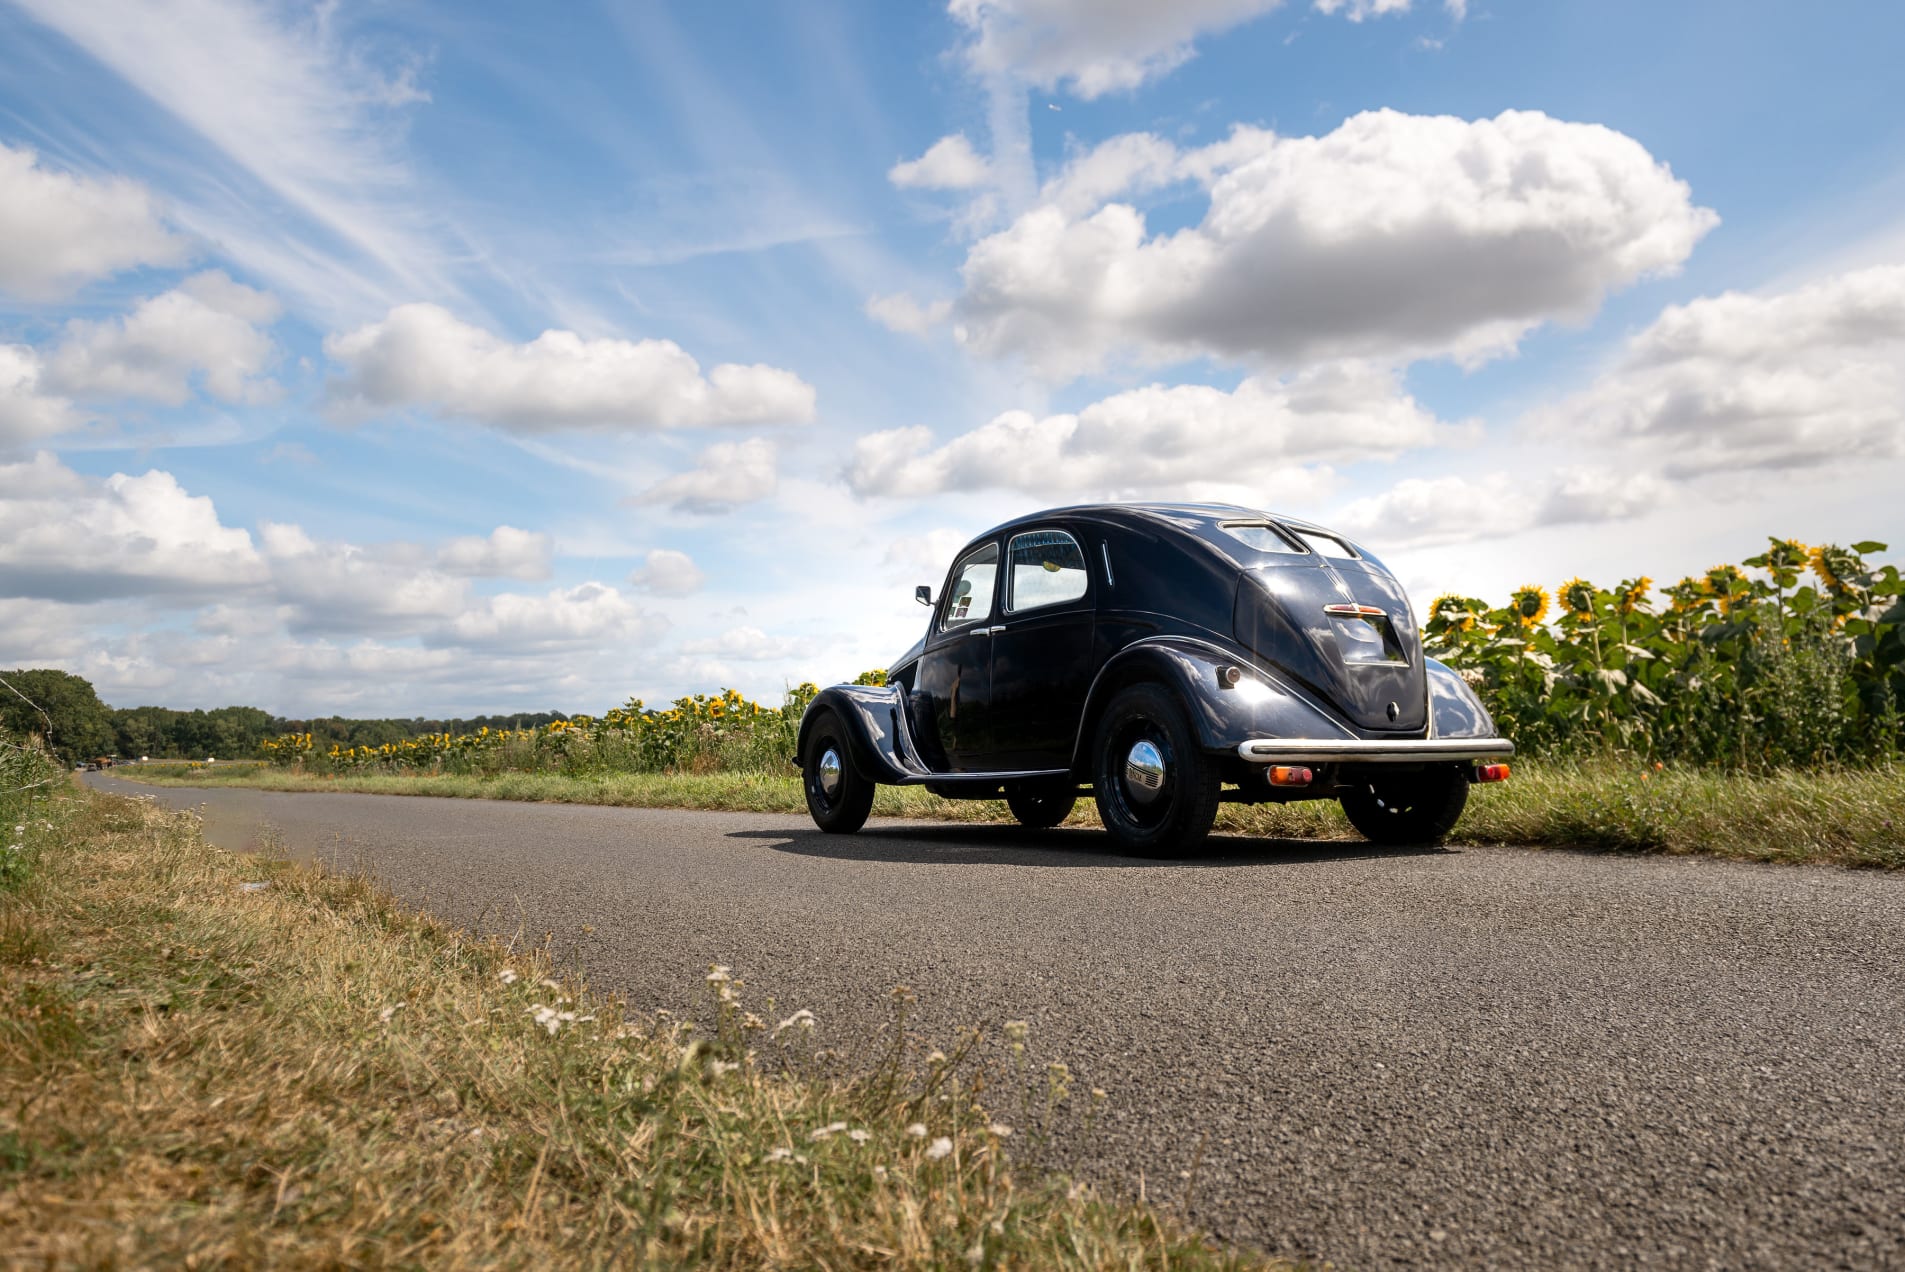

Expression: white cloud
xmin=638 ymin=439 xmax=780 ymax=514
xmin=847 ymin=361 xmax=1460 ymax=498
xmin=880 ymin=530 xmax=972 ymax=585
xmin=0 ymin=452 xmax=266 ymax=602
xmin=627 ymin=548 xmax=706 ymax=597
xmin=260 ymin=521 xmax=467 ymax=636
xmin=890 ymin=134 xmax=994 ymax=190
xmin=1329 ymin=469 xmax=1672 ymax=549
xmin=0 ymin=347 xmax=78 ymax=452
xmin=866 ymin=293 xmax=953 ymax=335
xmin=1313 ymin=0 xmax=1412 ymax=20
xmin=447 ymin=582 xmax=665 ymax=650
xmin=44 ymin=271 xmax=281 ymax=405
xmin=680 ymin=625 xmax=823 ymax=661
xmin=0 ymin=142 xmax=187 ymax=299
xmin=956 ymin=111 xmax=1717 ymax=379
xmin=324 ymin=303 xmax=817 ymax=432
xmin=1531 ymin=264 xmax=1905 ymax=477
xmin=949 ymin=0 xmax=1290 ymax=98
xmin=434 ymin=526 xmax=553 ymax=581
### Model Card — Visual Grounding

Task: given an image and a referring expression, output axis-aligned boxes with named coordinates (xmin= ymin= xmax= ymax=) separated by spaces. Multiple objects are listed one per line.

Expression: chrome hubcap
xmin=817 ymin=748 xmax=842 ymax=798
xmin=1124 ymin=739 xmax=1166 ymax=805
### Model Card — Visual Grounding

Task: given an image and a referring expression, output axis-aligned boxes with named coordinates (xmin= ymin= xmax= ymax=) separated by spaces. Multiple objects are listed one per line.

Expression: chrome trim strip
xmin=1236 ymin=737 xmax=1513 ymax=763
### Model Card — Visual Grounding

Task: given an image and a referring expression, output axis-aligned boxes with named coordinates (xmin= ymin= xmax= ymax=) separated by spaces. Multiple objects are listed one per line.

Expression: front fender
xmin=1071 ymin=638 xmax=1355 ymax=768
xmin=1425 ymin=657 xmax=1498 ymax=738
xmin=797 ymin=684 xmax=931 ymax=784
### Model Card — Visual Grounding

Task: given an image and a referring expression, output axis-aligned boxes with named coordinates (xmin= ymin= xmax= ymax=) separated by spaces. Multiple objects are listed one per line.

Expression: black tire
xmin=1091 ymin=683 xmax=1221 ymax=856
xmin=802 ymin=710 xmax=875 ymax=834
xmin=1339 ymin=766 xmax=1469 ymax=845
xmin=1006 ymin=781 xmax=1077 ymax=829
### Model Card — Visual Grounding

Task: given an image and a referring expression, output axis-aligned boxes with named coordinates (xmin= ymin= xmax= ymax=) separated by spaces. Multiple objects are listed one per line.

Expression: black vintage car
xmin=798 ymin=503 xmax=1512 ymax=853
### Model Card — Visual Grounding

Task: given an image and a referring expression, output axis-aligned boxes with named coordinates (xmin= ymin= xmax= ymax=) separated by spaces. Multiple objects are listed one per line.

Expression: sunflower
xmin=1558 ymin=577 xmax=1597 ymax=617
xmin=1704 ymin=564 xmax=1749 ymax=614
xmin=1509 ymin=584 xmax=1550 ymax=626
xmin=1809 ymin=544 xmax=1860 ymax=596
xmin=1616 ymin=576 xmax=1653 ymax=615
xmin=1767 ymin=538 xmax=1809 ymax=571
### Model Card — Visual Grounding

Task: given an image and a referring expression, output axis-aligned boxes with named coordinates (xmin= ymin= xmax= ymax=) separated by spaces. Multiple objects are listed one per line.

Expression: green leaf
xmin=1853 ymin=540 xmax=1887 ymax=554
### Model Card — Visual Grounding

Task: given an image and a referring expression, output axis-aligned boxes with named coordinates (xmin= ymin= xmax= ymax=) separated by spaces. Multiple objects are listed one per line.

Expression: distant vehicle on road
xmin=798 ymin=503 xmax=1512 ymax=854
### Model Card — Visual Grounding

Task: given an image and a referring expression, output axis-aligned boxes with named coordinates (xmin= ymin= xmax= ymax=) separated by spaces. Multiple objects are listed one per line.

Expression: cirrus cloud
xmin=324 ymin=303 xmax=817 ymax=432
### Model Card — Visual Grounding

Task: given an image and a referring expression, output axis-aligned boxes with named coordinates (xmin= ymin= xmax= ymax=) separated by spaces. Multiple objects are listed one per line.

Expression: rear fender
xmin=797 ymin=685 xmax=930 ymax=784
xmin=1070 ymin=639 xmax=1353 ymax=770
xmin=1425 ymin=657 xmax=1498 ymax=738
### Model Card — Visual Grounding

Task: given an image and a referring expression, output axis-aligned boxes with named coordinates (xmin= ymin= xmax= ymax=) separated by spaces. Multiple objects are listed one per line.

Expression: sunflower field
xmin=1427 ymin=538 xmax=1903 ymax=767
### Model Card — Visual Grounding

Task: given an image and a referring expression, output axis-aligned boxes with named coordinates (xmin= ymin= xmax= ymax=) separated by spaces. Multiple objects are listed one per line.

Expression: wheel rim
xmin=1123 ymin=739 xmax=1166 ymax=805
xmin=809 ymin=738 xmax=845 ymax=812
xmin=817 ymin=748 xmax=842 ymax=798
xmin=1107 ymin=717 xmax=1174 ymax=830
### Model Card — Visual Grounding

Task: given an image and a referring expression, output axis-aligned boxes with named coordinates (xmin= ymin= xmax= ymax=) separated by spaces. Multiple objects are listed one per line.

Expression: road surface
xmin=89 ymin=774 xmax=1905 ymax=1270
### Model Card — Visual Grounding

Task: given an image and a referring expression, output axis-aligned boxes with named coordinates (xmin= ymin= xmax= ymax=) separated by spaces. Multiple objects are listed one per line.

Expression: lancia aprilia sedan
xmin=798 ymin=503 xmax=1511 ymax=854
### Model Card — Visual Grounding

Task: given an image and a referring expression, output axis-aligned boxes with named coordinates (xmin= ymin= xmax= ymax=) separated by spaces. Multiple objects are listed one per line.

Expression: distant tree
xmin=0 ymin=668 xmax=114 ymax=765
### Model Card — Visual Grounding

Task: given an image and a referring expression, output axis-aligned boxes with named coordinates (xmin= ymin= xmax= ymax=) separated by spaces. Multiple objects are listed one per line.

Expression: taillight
xmin=1472 ymin=763 xmax=1510 ymax=783
xmin=1266 ymin=765 xmax=1313 ymax=787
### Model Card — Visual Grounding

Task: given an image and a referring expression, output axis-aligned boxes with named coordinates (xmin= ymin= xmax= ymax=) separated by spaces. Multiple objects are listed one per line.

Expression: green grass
xmin=117 ymin=758 xmax=1905 ymax=869
xmin=1 ymin=783 xmax=1289 ymax=1268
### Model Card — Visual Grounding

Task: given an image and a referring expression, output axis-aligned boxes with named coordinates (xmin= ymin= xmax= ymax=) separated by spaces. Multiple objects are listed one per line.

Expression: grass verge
xmin=0 ymin=782 xmax=1283 ymax=1268
xmin=117 ymin=758 xmax=1905 ymax=869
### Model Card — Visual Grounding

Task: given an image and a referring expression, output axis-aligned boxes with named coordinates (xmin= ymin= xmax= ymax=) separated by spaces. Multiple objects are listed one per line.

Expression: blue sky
xmin=2 ymin=0 xmax=1902 ymax=716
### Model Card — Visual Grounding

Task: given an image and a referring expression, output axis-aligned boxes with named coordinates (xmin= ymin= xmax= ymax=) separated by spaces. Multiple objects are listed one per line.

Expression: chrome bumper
xmin=1236 ymin=737 xmax=1514 ymax=764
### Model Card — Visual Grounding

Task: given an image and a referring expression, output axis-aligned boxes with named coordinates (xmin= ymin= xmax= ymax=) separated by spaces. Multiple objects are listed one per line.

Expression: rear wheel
xmin=1006 ymin=780 xmax=1076 ymax=829
xmin=1091 ymin=684 xmax=1221 ymax=855
xmin=802 ymin=710 xmax=875 ymax=834
xmin=1340 ymin=767 xmax=1468 ymax=845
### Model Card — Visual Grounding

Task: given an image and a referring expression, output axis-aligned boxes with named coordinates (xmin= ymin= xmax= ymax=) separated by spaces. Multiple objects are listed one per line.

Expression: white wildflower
xmin=905 ymin=1123 xmax=927 ymax=1138
xmin=527 ymin=1004 xmax=564 ymax=1035
xmin=873 ymin=1164 xmax=888 ymax=1180
xmin=540 ymin=978 xmax=562 ymax=991
xmin=705 ymin=964 xmax=731 ymax=984
xmin=764 ymin=1146 xmax=807 ymax=1165
xmin=926 ymin=1137 xmax=954 ymax=1160
xmin=497 ymin=969 xmax=519 ymax=985
xmin=709 ymin=1060 xmax=740 ymax=1077
xmin=378 ymin=1003 xmax=405 ymax=1024
xmin=848 ymin=1128 xmax=870 ymax=1144
xmin=988 ymin=1123 xmax=1013 ymax=1137
xmin=809 ymin=1121 xmax=849 ymax=1142
xmin=772 ymin=1009 xmax=816 ymax=1037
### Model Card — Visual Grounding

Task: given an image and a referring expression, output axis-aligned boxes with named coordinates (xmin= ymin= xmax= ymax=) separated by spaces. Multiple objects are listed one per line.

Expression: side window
xmin=940 ymin=543 xmax=999 ymax=630
xmin=1006 ymin=529 xmax=1089 ymax=613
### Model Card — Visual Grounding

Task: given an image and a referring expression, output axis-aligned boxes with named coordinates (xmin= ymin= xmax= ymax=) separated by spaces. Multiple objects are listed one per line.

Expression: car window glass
xmin=1296 ymin=530 xmax=1358 ymax=559
xmin=940 ymin=544 xmax=999 ymax=630
xmin=1006 ymin=530 xmax=1088 ymax=612
xmin=1219 ymin=523 xmax=1303 ymax=554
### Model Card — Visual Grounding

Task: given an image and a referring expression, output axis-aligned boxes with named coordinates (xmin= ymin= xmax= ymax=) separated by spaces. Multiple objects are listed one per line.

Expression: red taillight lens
xmin=1267 ymin=765 xmax=1313 ymax=787
xmin=1474 ymin=763 xmax=1511 ymax=783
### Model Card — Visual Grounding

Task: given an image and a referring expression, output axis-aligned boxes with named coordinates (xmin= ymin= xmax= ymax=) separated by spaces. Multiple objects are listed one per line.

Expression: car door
xmin=912 ymin=541 xmax=1000 ymax=771
xmin=984 ymin=528 xmax=1095 ymax=770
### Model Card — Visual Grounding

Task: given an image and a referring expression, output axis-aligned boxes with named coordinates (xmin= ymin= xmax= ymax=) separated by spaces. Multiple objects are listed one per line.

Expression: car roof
xmin=969 ymin=502 xmax=1356 ymax=554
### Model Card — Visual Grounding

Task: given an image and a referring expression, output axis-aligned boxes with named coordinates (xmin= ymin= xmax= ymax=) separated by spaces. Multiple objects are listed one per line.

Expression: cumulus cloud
xmin=434 ymin=526 xmax=553 ymax=580
xmin=0 ymin=452 xmax=267 ymax=602
xmin=955 ymin=110 xmax=1717 ymax=379
xmin=324 ymin=304 xmax=817 ymax=432
xmin=627 ymin=548 xmax=706 ymax=597
xmin=0 ymin=142 xmax=188 ymax=299
xmin=866 ymin=293 xmax=953 ymax=335
xmin=260 ymin=521 xmax=467 ymax=635
xmin=1313 ymin=0 xmax=1412 ymax=19
xmin=447 ymin=582 xmax=666 ymax=650
xmin=0 ymin=346 xmax=78 ymax=451
xmin=1329 ymin=468 xmax=1673 ymax=549
xmin=680 ymin=625 xmax=822 ymax=661
xmin=890 ymin=134 xmax=993 ymax=190
xmin=847 ymin=361 xmax=1460 ymax=499
xmin=1531 ymin=264 xmax=1905 ymax=477
xmin=638 ymin=439 xmax=779 ymax=514
xmin=45 ymin=271 xmax=282 ymax=405
xmin=949 ymin=0 xmax=1290 ymax=98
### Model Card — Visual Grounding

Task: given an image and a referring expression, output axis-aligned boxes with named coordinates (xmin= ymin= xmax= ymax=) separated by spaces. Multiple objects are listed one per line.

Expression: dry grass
xmin=0 ymin=785 xmax=1289 ymax=1269
xmin=118 ymin=759 xmax=1905 ymax=869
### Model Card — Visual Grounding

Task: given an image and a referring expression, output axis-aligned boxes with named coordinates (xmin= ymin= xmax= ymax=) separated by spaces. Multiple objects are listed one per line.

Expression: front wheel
xmin=1091 ymin=684 xmax=1221 ymax=856
xmin=1339 ymin=767 xmax=1469 ymax=845
xmin=803 ymin=710 xmax=875 ymax=834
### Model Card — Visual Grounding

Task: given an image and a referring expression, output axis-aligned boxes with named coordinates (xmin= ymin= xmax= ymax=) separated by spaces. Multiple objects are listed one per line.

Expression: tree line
xmin=0 ymin=668 xmax=568 ymax=766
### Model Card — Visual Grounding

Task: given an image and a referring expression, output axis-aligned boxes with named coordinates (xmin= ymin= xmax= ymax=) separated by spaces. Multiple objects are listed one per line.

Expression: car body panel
xmin=825 ymin=502 xmax=1509 ymax=786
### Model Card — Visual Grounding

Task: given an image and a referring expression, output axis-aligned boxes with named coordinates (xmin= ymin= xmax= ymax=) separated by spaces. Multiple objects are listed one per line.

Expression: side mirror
xmin=915 ymin=585 xmax=933 ymax=607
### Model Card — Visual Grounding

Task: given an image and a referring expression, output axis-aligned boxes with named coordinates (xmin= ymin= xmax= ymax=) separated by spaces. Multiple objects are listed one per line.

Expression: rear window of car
xmin=1007 ymin=530 xmax=1089 ymax=612
xmin=1218 ymin=522 xmax=1304 ymax=554
xmin=1295 ymin=531 xmax=1358 ymax=559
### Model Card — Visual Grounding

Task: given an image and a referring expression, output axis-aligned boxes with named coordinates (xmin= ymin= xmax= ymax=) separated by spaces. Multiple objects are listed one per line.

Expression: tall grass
xmin=0 ymin=786 xmax=1286 ymax=1268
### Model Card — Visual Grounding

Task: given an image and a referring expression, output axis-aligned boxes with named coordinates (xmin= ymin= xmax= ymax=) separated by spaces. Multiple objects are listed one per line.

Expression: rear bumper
xmin=1236 ymin=737 xmax=1514 ymax=764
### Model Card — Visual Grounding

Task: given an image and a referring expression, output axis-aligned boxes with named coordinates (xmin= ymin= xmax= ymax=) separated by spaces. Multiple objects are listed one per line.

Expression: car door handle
xmin=971 ymin=625 xmax=1006 ymax=637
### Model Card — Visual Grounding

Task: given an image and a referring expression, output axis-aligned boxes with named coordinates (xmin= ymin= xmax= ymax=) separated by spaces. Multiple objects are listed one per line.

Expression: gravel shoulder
xmin=92 ymin=773 xmax=1905 ymax=1271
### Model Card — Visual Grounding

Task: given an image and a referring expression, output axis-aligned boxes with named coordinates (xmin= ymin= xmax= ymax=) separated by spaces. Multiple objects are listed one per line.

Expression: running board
xmin=1237 ymin=738 xmax=1514 ymax=764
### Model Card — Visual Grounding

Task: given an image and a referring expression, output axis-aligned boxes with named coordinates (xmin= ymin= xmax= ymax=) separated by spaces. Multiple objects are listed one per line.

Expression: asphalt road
xmin=89 ymin=774 xmax=1905 ymax=1270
